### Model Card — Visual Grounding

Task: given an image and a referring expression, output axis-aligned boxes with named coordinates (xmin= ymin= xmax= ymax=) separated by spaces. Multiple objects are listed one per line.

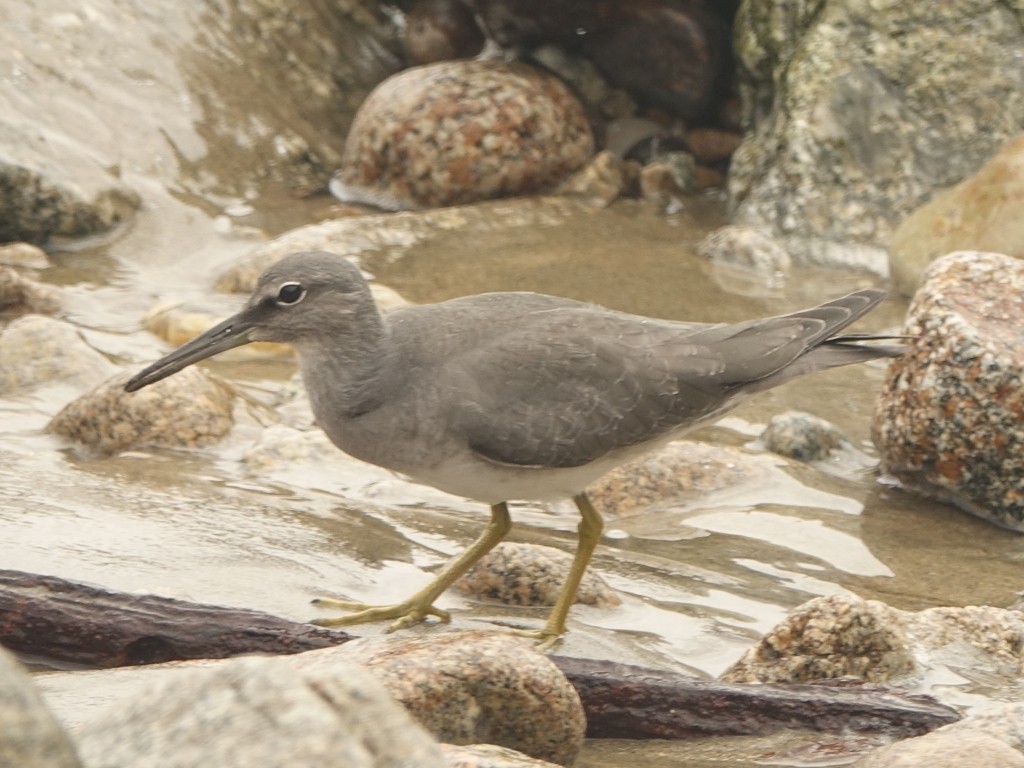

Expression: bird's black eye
xmin=276 ymin=282 xmax=305 ymax=306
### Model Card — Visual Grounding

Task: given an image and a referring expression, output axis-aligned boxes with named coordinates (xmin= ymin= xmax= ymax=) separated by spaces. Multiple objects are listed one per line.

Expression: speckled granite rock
xmin=889 ymin=135 xmax=1024 ymax=296
xmin=330 ymin=60 xmax=593 ymax=209
xmin=853 ymin=703 xmax=1024 ymax=767
xmin=730 ymin=0 xmax=1024 ymax=273
xmin=74 ymin=657 xmax=445 ymax=768
xmin=49 ymin=368 xmax=235 ymax=453
xmin=872 ymin=251 xmax=1024 ymax=531
xmin=213 ymin=197 xmax=592 ymax=294
xmin=723 ymin=594 xmax=1024 ymax=685
xmin=442 ymin=743 xmax=561 ymax=768
xmin=587 ymin=441 xmax=766 ymax=518
xmin=721 ymin=595 xmax=915 ymax=684
xmin=455 ymin=542 xmax=621 ymax=609
xmin=0 ymin=315 xmax=117 ymax=394
xmin=0 ymin=267 xmax=61 ymax=317
xmin=0 ymin=646 xmax=81 ymax=768
xmin=298 ymin=632 xmax=585 ymax=767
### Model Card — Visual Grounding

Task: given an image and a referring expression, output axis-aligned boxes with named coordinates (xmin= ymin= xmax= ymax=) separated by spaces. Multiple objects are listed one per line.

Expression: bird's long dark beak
xmin=124 ymin=309 xmax=257 ymax=392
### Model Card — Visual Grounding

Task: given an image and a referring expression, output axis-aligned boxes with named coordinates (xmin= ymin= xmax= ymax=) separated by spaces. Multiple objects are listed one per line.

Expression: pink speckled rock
xmin=872 ymin=251 xmax=1024 ymax=530
xmin=330 ymin=60 xmax=594 ymax=210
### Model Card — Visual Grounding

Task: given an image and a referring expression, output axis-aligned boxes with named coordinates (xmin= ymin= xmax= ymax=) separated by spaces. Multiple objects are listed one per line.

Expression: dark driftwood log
xmin=0 ymin=569 xmax=959 ymax=739
xmin=554 ymin=657 xmax=958 ymax=739
xmin=0 ymin=569 xmax=350 ymax=667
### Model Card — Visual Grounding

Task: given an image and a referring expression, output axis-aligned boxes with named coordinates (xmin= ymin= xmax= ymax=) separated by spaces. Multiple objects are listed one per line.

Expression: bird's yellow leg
xmin=515 ymin=492 xmax=604 ymax=651
xmin=312 ymin=502 xmax=512 ymax=632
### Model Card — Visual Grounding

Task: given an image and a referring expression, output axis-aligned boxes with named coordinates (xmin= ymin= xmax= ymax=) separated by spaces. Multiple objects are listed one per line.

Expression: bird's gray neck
xmin=297 ymin=309 xmax=392 ymax=420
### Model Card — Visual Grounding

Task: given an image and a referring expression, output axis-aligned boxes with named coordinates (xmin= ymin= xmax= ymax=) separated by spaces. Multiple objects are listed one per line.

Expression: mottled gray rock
xmin=443 ymin=743 xmax=561 ymax=768
xmin=873 ymin=251 xmax=1024 ymax=531
xmin=730 ymin=0 xmax=1024 ymax=273
xmin=889 ymin=134 xmax=1024 ymax=296
xmin=853 ymin=703 xmax=1024 ymax=767
xmin=0 ymin=315 xmax=117 ymax=394
xmin=853 ymin=730 xmax=1024 ymax=768
xmin=213 ymin=196 xmax=593 ymax=294
xmin=49 ymin=368 xmax=235 ymax=453
xmin=761 ymin=411 xmax=874 ymax=475
xmin=297 ymin=632 xmax=586 ymax=766
xmin=331 ymin=60 xmax=593 ymax=210
xmin=0 ymin=267 xmax=61 ymax=318
xmin=721 ymin=594 xmax=916 ymax=684
xmin=74 ymin=657 xmax=446 ymax=768
xmin=0 ymin=645 xmax=82 ymax=768
xmin=697 ymin=225 xmax=792 ymax=275
xmin=455 ymin=542 xmax=621 ymax=609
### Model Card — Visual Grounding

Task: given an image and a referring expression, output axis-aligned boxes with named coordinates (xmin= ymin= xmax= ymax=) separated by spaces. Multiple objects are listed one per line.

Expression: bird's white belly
xmin=402 ymin=432 xmax=683 ymax=505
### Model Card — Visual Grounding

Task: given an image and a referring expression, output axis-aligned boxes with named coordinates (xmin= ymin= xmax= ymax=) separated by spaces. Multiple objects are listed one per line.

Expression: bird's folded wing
xmin=447 ymin=322 xmax=728 ymax=469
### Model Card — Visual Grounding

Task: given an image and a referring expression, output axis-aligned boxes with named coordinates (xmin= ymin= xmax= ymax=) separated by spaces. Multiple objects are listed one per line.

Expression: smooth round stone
xmin=454 ymin=542 xmax=621 ymax=609
xmin=330 ymin=60 xmax=594 ymax=210
xmin=0 ymin=315 xmax=116 ymax=394
xmin=49 ymin=368 xmax=235 ymax=453
xmin=300 ymin=632 xmax=586 ymax=767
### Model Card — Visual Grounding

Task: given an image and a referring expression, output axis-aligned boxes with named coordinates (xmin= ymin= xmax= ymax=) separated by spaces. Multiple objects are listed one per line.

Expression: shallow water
xmin=7 ymin=190 xmax=1024 ymax=764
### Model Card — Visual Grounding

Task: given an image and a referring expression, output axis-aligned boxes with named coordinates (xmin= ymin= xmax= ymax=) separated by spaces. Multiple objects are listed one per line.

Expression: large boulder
xmin=729 ymin=0 xmax=1024 ymax=273
xmin=872 ymin=251 xmax=1024 ymax=531
xmin=889 ymin=135 xmax=1024 ymax=295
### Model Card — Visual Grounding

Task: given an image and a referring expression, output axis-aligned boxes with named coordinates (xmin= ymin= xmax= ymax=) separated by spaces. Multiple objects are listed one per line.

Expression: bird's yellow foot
xmin=510 ymin=626 xmax=564 ymax=652
xmin=310 ymin=596 xmax=451 ymax=632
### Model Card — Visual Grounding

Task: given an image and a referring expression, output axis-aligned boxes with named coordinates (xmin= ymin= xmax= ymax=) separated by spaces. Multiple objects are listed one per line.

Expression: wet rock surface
xmin=442 ymin=743 xmax=561 ymax=768
xmin=0 ymin=315 xmax=117 ymax=394
xmin=49 ymin=369 xmax=236 ymax=454
xmin=330 ymin=60 xmax=593 ymax=209
xmin=889 ymin=134 xmax=1024 ymax=296
xmin=213 ymin=196 xmax=595 ymax=293
xmin=0 ymin=267 xmax=62 ymax=319
xmin=0 ymin=0 xmax=401 ymax=246
xmin=300 ymin=632 xmax=586 ymax=766
xmin=873 ymin=251 xmax=1024 ymax=531
xmin=74 ymin=657 xmax=445 ymax=768
xmin=730 ymin=0 xmax=1024 ymax=272
xmin=455 ymin=542 xmax=622 ymax=608
xmin=0 ymin=646 xmax=82 ymax=768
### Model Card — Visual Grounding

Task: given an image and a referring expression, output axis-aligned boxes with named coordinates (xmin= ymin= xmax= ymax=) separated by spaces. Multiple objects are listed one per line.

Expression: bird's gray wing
xmin=445 ymin=311 xmax=729 ymax=468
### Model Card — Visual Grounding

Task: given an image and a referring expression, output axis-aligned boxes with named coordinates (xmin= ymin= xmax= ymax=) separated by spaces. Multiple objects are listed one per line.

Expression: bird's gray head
xmin=124 ymin=251 xmax=375 ymax=392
